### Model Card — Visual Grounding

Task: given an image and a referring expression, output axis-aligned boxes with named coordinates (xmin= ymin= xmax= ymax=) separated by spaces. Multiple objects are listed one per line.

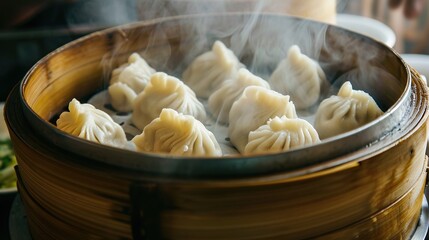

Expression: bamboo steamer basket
xmin=4 ymin=14 xmax=429 ymax=239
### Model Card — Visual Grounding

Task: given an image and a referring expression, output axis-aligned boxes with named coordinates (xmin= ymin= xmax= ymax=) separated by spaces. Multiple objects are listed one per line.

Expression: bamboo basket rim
xmin=15 ymin=13 xmax=420 ymax=178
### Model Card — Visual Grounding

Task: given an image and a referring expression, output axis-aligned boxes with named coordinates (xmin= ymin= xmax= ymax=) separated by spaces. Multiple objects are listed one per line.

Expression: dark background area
xmin=0 ymin=1 xmax=134 ymax=238
xmin=0 ymin=0 xmax=138 ymax=101
xmin=1 ymin=193 xmax=15 ymax=239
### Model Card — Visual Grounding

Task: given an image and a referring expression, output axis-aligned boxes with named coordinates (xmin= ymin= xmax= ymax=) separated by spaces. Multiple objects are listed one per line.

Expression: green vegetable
xmin=0 ymin=139 xmax=17 ymax=189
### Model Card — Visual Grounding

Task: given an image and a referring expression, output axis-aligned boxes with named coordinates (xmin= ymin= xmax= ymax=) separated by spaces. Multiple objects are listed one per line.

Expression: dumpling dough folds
xmin=314 ymin=81 xmax=383 ymax=139
xmin=182 ymin=41 xmax=244 ymax=98
xmin=109 ymin=53 xmax=156 ymax=112
xmin=208 ymin=68 xmax=270 ymax=124
xmin=132 ymin=108 xmax=222 ymax=157
xmin=269 ymin=45 xmax=326 ymax=109
xmin=229 ymin=86 xmax=297 ymax=153
xmin=244 ymin=116 xmax=320 ymax=155
xmin=56 ymin=99 xmax=128 ymax=147
xmin=132 ymin=72 xmax=206 ymax=130
xmin=108 ymin=82 xmax=137 ymax=112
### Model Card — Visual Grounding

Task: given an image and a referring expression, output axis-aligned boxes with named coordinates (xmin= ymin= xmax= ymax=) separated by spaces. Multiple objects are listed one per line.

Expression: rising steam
xmin=91 ymin=0 xmax=396 ymax=131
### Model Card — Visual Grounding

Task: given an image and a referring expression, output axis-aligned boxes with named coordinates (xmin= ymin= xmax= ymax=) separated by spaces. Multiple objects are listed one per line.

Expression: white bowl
xmin=336 ymin=14 xmax=396 ymax=48
xmin=401 ymin=54 xmax=429 ymax=83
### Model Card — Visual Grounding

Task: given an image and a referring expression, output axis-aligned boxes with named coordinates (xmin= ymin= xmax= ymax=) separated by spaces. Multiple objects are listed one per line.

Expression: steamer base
xmin=9 ymin=194 xmax=429 ymax=240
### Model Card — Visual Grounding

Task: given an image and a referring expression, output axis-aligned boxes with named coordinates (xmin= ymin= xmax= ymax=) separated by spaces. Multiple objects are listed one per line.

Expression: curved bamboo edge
xmin=4 ymin=80 xmax=428 ymax=239
xmin=4 ymin=13 xmax=428 ymax=240
xmin=16 ymin=13 xmax=412 ymax=178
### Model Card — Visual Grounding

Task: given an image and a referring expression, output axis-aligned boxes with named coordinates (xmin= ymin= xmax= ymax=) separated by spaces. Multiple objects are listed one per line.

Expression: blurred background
xmin=0 ymin=0 xmax=427 ymax=101
xmin=342 ymin=0 xmax=429 ymax=53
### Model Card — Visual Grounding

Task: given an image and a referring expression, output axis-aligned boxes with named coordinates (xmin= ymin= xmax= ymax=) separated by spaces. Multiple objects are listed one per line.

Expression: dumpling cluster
xmin=269 ymin=45 xmax=326 ymax=109
xmin=57 ymin=41 xmax=385 ymax=159
xmin=314 ymin=81 xmax=383 ymax=139
xmin=56 ymin=99 xmax=128 ymax=148
xmin=108 ymin=53 xmax=156 ymax=112
xmin=229 ymin=86 xmax=297 ymax=153
xmin=208 ymin=68 xmax=270 ymax=124
xmin=244 ymin=116 xmax=320 ymax=155
xmin=133 ymin=108 xmax=222 ymax=157
xmin=132 ymin=72 xmax=206 ymax=131
xmin=183 ymin=41 xmax=244 ymax=98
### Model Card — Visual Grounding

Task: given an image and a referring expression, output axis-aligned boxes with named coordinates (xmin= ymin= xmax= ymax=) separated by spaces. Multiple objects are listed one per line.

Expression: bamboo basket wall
xmin=4 ymin=14 xmax=429 ymax=239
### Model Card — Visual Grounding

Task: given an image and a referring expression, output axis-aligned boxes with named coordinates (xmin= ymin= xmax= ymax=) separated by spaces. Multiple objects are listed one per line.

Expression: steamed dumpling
xmin=108 ymin=82 xmax=137 ymax=112
xmin=109 ymin=53 xmax=156 ymax=112
xmin=244 ymin=116 xmax=320 ymax=155
xmin=229 ymin=86 xmax=297 ymax=153
xmin=269 ymin=45 xmax=326 ymax=109
xmin=314 ymin=81 xmax=383 ymax=139
xmin=132 ymin=72 xmax=206 ymax=130
xmin=182 ymin=41 xmax=244 ymax=98
xmin=208 ymin=68 xmax=270 ymax=124
xmin=110 ymin=52 xmax=156 ymax=93
xmin=132 ymin=108 xmax=222 ymax=157
xmin=56 ymin=99 xmax=127 ymax=147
